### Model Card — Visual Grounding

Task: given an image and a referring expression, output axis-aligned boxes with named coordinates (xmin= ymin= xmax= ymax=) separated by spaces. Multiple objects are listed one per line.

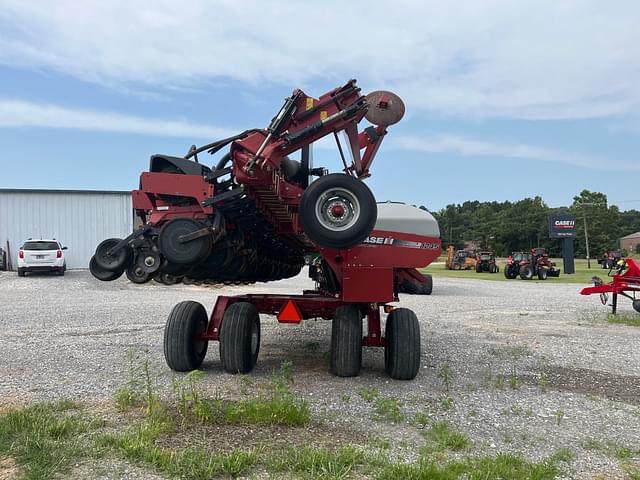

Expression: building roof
xmin=621 ymin=231 xmax=640 ymax=240
xmin=0 ymin=188 xmax=130 ymax=195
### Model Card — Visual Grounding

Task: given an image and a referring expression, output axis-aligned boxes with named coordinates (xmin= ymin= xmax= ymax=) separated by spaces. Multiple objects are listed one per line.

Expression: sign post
xmin=548 ymin=215 xmax=577 ymax=274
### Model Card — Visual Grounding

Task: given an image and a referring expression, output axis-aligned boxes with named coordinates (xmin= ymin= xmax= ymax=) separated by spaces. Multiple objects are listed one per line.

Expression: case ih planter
xmin=90 ymin=80 xmax=441 ymax=379
xmin=581 ymin=258 xmax=640 ymax=315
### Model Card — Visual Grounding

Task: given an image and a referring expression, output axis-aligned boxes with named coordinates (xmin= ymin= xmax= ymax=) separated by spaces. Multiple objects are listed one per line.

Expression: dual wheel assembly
xmin=163 ymin=301 xmax=421 ymax=380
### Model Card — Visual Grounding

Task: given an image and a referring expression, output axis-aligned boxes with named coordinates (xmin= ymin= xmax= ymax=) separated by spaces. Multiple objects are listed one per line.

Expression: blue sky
xmin=1 ymin=0 xmax=639 ymax=211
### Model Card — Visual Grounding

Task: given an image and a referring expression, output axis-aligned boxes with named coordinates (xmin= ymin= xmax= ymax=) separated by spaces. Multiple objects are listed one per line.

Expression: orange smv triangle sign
xmin=277 ymin=299 xmax=303 ymax=323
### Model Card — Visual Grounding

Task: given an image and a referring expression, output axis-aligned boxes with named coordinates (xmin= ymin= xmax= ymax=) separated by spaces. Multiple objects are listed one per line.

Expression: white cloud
xmin=0 ymin=0 xmax=639 ymax=120
xmin=394 ymin=133 xmax=640 ymax=172
xmin=0 ymin=99 xmax=236 ymax=138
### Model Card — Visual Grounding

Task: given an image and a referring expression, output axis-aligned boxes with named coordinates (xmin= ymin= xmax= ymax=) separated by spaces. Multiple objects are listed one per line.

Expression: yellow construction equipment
xmin=445 ymin=245 xmax=477 ymax=270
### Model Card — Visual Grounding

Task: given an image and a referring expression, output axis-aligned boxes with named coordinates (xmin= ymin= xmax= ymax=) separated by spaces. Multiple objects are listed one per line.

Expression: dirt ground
xmin=0 ymin=269 xmax=639 ymax=478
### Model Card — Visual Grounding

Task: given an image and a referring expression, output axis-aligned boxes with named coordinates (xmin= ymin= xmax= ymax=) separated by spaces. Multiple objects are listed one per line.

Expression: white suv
xmin=17 ymin=239 xmax=67 ymax=276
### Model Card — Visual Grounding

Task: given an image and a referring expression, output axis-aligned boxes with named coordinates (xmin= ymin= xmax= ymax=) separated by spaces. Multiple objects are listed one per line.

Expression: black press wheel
xmin=520 ymin=265 xmax=534 ymax=280
xmin=126 ymin=263 xmax=153 ymax=284
xmin=330 ymin=305 xmax=363 ymax=377
xmin=299 ymin=173 xmax=377 ymax=250
xmin=89 ymin=256 xmax=124 ymax=281
xmin=154 ymin=272 xmax=182 ymax=285
xmin=633 ymin=299 xmax=640 ymax=313
xmin=219 ymin=302 xmax=260 ymax=374
xmin=164 ymin=301 xmax=209 ymax=371
xmin=385 ymin=308 xmax=420 ymax=380
xmin=94 ymin=238 xmax=132 ymax=271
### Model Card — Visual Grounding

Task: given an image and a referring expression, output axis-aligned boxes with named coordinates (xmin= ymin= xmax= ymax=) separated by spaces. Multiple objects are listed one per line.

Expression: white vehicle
xmin=17 ymin=239 xmax=67 ymax=276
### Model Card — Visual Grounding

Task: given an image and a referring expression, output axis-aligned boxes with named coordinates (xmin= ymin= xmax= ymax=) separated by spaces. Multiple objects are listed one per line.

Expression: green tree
xmin=570 ymin=190 xmax=621 ymax=258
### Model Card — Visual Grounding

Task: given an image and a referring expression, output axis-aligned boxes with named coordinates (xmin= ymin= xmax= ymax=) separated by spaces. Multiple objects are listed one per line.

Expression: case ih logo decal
xmin=363 ymin=236 xmax=440 ymax=250
xmin=554 ymin=220 xmax=575 ymax=228
xmin=363 ymin=236 xmax=395 ymax=245
xmin=548 ymin=215 xmax=577 ymax=238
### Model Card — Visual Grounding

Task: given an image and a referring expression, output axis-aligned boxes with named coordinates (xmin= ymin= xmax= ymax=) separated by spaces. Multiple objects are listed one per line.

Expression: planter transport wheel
xmin=90 ymin=256 xmax=124 ymax=281
xmin=220 ymin=302 xmax=261 ymax=374
xmin=385 ymin=308 xmax=420 ymax=380
xmin=330 ymin=305 xmax=363 ymax=377
xmin=164 ymin=301 xmax=209 ymax=371
xmin=299 ymin=173 xmax=377 ymax=250
xmin=94 ymin=238 xmax=131 ymax=271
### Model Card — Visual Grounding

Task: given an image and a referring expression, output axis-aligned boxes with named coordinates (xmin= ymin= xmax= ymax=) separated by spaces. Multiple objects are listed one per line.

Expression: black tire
xmin=220 ymin=302 xmax=260 ymax=374
xmin=17 ymin=268 xmax=25 ymax=277
xmin=538 ymin=268 xmax=548 ymax=280
xmin=420 ymin=274 xmax=433 ymax=295
xmin=159 ymin=218 xmax=212 ymax=265
xmin=507 ymin=265 xmax=518 ymax=279
xmin=633 ymin=299 xmax=640 ymax=313
xmin=453 ymin=263 xmax=462 ymax=271
xmin=125 ymin=263 xmax=152 ymax=284
xmin=299 ymin=173 xmax=377 ymax=250
xmin=330 ymin=305 xmax=363 ymax=377
xmin=89 ymin=256 xmax=124 ymax=281
xmin=520 ymin=265 xmax=534 ymax=280
xmin=385 ymin=308 xmax=420 ymax=380
xmin=94 ymin=238 xmax=132 ymax=271
xmin=399 ymin=281 xmax=419 ymax=294
xmin=164 ymin=301 xmax=209 ymax=371
xmin=155 ymin=272 xmax=182 ymax=285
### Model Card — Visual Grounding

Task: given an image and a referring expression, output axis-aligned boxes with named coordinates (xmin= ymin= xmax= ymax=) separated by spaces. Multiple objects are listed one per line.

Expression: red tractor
xmin=475 ymin=251 xmax=499 ymax=273
xmin=504 ymin=249 xmax=559 ymax=280
xmin=89 ymin=80 xmax=441 ymax=380
xmin=503 ymin=251 xmax=530 ymax=279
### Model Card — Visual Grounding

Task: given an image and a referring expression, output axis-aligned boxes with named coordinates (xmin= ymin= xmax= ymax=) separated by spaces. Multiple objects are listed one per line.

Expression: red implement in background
xmin=580 ymin=259 xmax=640 ymax=314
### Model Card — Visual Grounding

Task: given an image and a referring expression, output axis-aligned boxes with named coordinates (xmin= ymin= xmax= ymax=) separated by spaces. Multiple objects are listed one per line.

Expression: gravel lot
xmin=1 ymin=269 xmax=639 ymax=478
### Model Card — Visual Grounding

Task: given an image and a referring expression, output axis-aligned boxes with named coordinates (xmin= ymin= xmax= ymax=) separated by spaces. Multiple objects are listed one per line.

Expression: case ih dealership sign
xmin=549 ymin=215 xmax=577 ymax=238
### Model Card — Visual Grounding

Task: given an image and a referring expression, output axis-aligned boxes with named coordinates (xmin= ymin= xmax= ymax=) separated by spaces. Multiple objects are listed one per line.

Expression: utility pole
xmin=582 ymin=211 xmax=591 ymax=269
xmin=576 ymin=201 xmax=604 ymax=269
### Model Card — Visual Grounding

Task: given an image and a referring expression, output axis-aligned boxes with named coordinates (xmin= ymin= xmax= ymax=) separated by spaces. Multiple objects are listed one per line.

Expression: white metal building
xmin=0 ymin=189 xmax=133 ymax=269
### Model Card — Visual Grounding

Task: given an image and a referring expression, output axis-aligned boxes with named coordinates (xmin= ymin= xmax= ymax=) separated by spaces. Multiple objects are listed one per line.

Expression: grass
xmin=607 ymin=313 xmax=640 ymax=327
xmin=422 ymin=421 xmax=472 ymax=452
xmin=0 ymin=356 xmax=574 ymax=480
xmin=358 ymin=387 xmax=379 ymax=402
xmin=267 ymin=445 xmax=373 ymax=479
xmin=378 ymin=453 xmax=562 ymax=479
xmin=373 ymin=398 xmax=405 ymax=423
xmin=422 ymin=258 xmax=610 ymax=284
xmin=0 ymin=400 xmax=104 ymax=480
xmin=0 ymin=396 xmax=571 ymax=480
